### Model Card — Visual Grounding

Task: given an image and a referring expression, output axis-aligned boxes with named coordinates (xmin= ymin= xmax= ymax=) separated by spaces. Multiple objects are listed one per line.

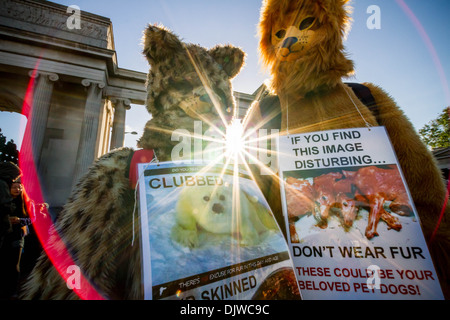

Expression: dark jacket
xmin=0 ymin=162 xmax=22 ymax=245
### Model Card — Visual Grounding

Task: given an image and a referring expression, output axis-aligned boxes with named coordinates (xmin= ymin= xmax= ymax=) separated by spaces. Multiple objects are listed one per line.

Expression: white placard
xmin=278 ymin=127 xmax=444 ymax=300
xmin=138 ymin=161 xmax=301 ymax=300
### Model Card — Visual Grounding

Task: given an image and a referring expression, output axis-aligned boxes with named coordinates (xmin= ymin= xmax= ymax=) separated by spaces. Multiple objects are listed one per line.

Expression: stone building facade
xmin=0 ymin=0 xmax=146 ymax=209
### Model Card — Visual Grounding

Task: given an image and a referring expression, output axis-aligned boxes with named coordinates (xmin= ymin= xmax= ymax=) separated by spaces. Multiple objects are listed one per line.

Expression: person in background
xmin=21 ymin=201 xmax=49 ymax=281
xmin=0 ymin=162 xmax=21 ymax=249
xmin=0 ymin=180 xmax=34 ymax=299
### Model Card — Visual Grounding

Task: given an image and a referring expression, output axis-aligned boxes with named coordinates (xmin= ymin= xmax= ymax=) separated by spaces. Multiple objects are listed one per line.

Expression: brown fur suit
xmin=247 ymin=0 xmax=450 ymax=298
xmin=20 ymin=25 xmax=245 ymax=299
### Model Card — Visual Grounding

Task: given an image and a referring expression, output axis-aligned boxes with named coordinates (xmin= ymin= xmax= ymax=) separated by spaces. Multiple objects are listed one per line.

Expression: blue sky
xmin=1 ymin=0 xmax=449 ymax=149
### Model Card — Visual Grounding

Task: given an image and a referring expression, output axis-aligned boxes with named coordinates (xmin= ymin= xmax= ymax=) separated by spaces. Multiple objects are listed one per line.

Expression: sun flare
xmin=225 ymin=118 xmax=245 ymax=158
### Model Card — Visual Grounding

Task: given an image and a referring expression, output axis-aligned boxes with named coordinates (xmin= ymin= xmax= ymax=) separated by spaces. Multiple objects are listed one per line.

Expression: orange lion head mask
xmin=258 ymin=0 xmax=355 ymax=95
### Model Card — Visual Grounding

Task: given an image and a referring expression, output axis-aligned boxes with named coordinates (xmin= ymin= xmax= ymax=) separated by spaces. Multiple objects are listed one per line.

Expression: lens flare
xmin=225 ymin=118 xmax=245 ymax=158
xmin=19 ymin=62 xmax=105 ymax=300
xmin=20 ymin=48 xmax=280 ymax=301
xmin=396 ymin=0 xmax=450 ymax=105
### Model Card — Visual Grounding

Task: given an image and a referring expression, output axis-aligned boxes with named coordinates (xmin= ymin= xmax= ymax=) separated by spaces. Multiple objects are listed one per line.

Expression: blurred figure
xmin=0 ymin=180 xmax=34 ymax=299
xmin=0 ymin=162 xmax=21 ymax=248
xmin=21 ymin=202 xmax=49 ymax=280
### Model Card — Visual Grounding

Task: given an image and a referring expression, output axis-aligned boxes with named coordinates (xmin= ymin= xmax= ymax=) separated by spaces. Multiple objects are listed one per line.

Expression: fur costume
xmin=20 ymin=25 xmax=245 ymax=300
xmin=247 ymin=0 xmax=450 ymax=299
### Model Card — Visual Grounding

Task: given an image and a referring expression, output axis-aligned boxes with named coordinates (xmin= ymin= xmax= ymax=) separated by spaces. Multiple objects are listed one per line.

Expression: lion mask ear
xmin=142 ymin=24 xmax=184 ymax=65
xmin=208 ymin=45 xmax=246 ymax=79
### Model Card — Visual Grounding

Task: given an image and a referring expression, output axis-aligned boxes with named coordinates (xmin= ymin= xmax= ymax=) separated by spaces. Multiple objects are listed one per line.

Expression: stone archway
xmin=0 ymin=0 xmax=148 ymax=210
xmin=0 ymin=88 xmax=26 ymax=114
xmin=0 ymin=88 xmax=28 ymax=164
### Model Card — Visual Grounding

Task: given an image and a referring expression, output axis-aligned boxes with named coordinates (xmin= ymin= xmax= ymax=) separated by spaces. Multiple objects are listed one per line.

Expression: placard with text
xmin=278 ymin=126 xmax=443 ymax=299
xmin=138 ymin=161 xmax=301 ymax=300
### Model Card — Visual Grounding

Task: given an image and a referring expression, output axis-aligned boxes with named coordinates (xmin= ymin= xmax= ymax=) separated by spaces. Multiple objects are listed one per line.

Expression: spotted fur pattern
xmin=21 ymin=148 xmax=138 ymax=299
xmin=139 ymin=24 xmax=245 ymax=161
xmin=21 ymin=25 xmax=245 ymax=299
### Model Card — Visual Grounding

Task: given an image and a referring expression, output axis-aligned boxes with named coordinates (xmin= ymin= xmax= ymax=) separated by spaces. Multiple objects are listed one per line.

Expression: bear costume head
xmin=138 ymin=25 xmax=245 ymax=160
xmin=258 ymin=0 xmax=354 ymax=96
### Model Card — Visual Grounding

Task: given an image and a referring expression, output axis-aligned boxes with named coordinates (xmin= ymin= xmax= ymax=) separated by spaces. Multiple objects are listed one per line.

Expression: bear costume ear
xmin=142 ymin=24 xmax=183 ymax=65
xmin=208 ymin=45 xmax=245 ymax=79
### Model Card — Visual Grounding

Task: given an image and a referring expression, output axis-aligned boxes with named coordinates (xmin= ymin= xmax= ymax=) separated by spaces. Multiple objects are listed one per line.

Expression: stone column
xmin=109 ymin=97 xmax=131 ymax=150
xmin=96 ymin=101 xmax=114 ymax=158
xmin=23 ymin=70 xmax=59 ymax=164
xmin=19 ymin=71 xmax=58 ymax=202
xmin=72 ymin=79 xmax=105 ymax=185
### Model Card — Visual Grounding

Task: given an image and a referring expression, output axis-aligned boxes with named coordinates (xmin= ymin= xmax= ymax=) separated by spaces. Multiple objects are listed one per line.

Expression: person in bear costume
xmin=20 ymin=25 xmax=246 ymax=300
xmin=247 ymin=0 xmax=449 ymax=299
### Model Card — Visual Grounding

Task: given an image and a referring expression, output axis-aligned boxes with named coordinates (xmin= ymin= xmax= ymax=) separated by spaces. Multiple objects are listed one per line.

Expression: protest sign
xmin=137 ymin=161 xmax=300 ymax=300
xmin=278 ymin=126 xmax=444 ymax=299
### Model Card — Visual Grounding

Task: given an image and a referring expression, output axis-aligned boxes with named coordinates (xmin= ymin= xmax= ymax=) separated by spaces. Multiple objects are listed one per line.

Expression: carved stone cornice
xmin=0 ymin=0 xmax=110 ymax=47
